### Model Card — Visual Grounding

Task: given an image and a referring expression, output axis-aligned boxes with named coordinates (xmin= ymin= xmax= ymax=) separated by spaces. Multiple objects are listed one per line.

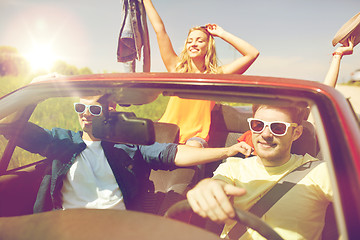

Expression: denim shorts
xmin=186 ymin=137 xmax=208 ymax=148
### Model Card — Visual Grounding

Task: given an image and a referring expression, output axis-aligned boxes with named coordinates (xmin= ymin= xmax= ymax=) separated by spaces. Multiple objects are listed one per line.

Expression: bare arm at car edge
xmin=324 ymin=37 xmax=354 ymax=87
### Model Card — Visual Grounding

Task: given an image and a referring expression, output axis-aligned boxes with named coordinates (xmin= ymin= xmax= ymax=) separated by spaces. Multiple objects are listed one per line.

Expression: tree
xmin=79 ymin=67 xmax=92 ymax=75
xmin=51 ymin=60 xmax=93 ymax=75
xmin=0 ymin=46 xmax=30 ymax=76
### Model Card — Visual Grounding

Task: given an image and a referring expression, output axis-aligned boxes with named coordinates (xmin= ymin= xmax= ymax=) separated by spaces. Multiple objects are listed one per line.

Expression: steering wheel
xmin=165 ymin=200 xmax=284 ymax=240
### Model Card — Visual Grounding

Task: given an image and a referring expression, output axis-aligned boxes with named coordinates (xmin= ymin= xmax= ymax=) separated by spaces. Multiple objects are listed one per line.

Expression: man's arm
xmin=174 ymin=141 xmax=253 ymax=166
xmin=1 ymin=122 xmax=53 ymax=156
xmin=187 ymin=178 xmax=246 ymax=222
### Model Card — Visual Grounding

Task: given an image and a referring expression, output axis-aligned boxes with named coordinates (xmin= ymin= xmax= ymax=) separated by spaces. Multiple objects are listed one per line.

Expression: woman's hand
xmin=205 ymin=23 xmax=225 ymax=38
xmin=227 ymin=141 xmax=254 ymax=158
xmin=335 ymin=36 xmax=355 ymax=56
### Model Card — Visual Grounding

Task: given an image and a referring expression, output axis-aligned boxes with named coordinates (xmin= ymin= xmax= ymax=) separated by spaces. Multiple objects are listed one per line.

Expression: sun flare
xmin=25 ymin=44 xmax=56 ymax=71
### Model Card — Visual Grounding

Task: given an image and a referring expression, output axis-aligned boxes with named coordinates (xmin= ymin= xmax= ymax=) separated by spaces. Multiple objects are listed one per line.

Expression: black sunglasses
xmin=74 ymin=103 xmax=102 ymax=116
xmin=247 ymin=118 xmax=298 ymax=137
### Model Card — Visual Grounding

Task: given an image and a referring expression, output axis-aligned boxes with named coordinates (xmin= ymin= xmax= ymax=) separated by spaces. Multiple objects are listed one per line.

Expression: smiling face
xmin=186 ymin=29 xmax=209 ymax=59
xmin=252 ymin=106 xmax=303 ymax=166
xmin=77 ymin=97 xmax=104 ymax=141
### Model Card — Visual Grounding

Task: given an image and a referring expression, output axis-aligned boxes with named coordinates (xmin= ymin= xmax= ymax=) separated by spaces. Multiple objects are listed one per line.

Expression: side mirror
xmin=92 ymin=112 xmax=155 ymax=145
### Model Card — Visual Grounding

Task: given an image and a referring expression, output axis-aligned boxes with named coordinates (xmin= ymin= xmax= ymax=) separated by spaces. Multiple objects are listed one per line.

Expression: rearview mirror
xmin=92 ymin=112 xmax=155 ymax=145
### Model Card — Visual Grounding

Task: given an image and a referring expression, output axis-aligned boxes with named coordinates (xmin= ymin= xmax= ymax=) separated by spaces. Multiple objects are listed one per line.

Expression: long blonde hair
xmin=175 ymin=27 xmax=221 ymax=74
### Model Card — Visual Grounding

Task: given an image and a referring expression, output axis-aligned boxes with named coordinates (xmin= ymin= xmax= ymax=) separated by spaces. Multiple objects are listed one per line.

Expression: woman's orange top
xmin=159 ymin=97 xmax=215 ymax=143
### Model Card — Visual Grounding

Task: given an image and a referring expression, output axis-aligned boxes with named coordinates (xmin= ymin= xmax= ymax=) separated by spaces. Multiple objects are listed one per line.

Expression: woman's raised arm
xmin=324 ymin=37 xmax=354 ymax=87
xmin=143 ymin=0 xmax=178 ymax=72
xmin=206 ymin=24 xmax=259 ymax=74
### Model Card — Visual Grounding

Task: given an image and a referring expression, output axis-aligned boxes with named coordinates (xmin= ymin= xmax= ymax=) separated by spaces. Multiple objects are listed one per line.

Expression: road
xmin=335 ymin=85 xmax=360 ymax=115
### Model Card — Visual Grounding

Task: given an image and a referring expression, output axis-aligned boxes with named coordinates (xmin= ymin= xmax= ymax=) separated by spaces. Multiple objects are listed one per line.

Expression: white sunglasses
xmin=74 ymin=103 xmax=102 ymax=116
xmin=247 ymin=118 xmax=298 ymax=136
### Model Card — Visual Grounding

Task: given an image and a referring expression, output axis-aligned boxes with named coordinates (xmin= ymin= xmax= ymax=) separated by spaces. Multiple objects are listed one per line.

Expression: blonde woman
xmin=143 ymin=0 xmax=259 ymax=147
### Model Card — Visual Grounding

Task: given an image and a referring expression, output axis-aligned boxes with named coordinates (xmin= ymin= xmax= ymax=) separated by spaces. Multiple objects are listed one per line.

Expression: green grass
xmin=117 ymin=95 xmax=170 ymax=121
xmin=0 ymin=75 xmax=32 ymax=97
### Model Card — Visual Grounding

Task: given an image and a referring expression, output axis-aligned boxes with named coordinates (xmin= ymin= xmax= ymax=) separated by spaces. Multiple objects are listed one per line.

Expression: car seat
xmin=143 ymin=122 xmax=201 ymax=216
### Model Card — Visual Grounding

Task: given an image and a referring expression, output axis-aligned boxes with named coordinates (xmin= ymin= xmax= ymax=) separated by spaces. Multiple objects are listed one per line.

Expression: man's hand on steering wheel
xmin=186 ymin=178 xmax=246 ymax=223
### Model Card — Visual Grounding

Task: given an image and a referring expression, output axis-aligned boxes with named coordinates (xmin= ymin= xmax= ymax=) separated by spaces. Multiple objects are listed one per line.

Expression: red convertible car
xmin=0 ymin=73 xmax=359 ymax=239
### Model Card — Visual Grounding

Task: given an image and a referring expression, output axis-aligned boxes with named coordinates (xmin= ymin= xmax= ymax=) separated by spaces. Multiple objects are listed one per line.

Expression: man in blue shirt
xmin=4 ymin=95 xmax=252 ymax=213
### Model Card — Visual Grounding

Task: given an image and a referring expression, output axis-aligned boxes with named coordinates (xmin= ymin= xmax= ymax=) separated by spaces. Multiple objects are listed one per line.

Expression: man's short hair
xmin=252 ymin=104 xmax=309 ymax=125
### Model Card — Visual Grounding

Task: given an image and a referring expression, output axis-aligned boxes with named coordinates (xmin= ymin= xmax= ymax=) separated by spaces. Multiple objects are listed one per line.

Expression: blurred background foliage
xmin=0 ymin=46 xmax=30 ymax=77
xmin=0 ymin=46 xmax=171 ymax=170
xmin=0 ymin=46 xmax=94 ymax=97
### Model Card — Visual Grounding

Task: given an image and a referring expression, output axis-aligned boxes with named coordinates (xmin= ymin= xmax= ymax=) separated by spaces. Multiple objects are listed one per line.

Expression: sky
xmin=1 ymin=0 xmax=360 ymax=84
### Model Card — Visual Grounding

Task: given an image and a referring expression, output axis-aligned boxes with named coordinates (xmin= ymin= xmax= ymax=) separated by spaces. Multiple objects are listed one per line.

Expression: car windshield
xmin=1 ymin=1 xmax=360 ymax=240
xmin=0 ymin=76 xmax=349 ymax=240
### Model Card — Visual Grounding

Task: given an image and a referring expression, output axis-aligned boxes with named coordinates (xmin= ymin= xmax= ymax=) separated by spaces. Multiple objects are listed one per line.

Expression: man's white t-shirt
xmin=61 ymin=140 xmax=126 ymax=210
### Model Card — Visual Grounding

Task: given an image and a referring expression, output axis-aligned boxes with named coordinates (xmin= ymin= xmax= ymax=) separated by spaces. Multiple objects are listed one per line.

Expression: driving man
xmin=187 ymin=104 xmax=332 ymax=239
xmin=2 ymin=94 xmax=252 ymax=213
